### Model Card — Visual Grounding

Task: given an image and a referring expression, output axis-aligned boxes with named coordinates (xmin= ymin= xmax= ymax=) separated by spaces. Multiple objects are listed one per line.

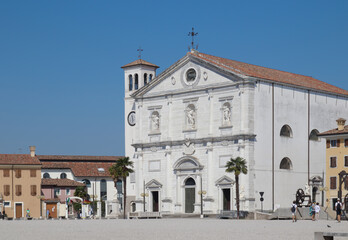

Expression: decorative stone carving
xmin=183 ymin=140 xmax=195 ymax=155
xmin=223 ymin=104 xmax=231 ymax=124
xmin=171 ymin=76 xmax=176 ymax=85
xmin=186 ymin=104 xmax=196 ymax=129
xmin=151 ymin=111 xmax=160 ymax=130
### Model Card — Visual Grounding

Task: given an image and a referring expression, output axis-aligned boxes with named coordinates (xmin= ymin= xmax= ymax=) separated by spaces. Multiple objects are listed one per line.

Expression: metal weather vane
xmin=137 ymin=46 xmax=143 ymax=59
xmin=188 ymin=27 xmax=198 ymax=50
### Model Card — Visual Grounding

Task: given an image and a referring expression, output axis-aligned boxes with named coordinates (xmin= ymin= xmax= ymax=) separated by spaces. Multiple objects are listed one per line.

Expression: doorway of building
xmin=152 ymin=191 xmax=159 ymax=212
xmin=312 ymin=187 xmax=318 ymax=203
xmin=15 ymin=203 xmax=23 ymax=218
xmin=222 ymin=189 xmax=231 ymax=210
xmin=46 ymin=203 xmax=57 ymax=218
xmin=185 ymin=178 xmax=196 ymax=213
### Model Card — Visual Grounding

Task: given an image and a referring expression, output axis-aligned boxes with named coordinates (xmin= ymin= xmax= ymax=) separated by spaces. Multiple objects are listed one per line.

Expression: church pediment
xmin=215 ymin=175 xmax=235 ymax=186
xmin=145 ymin=179 xmax=162 ymax=188
xmin=131 ymin=52 xmax=246 ymax=99
xmin=173 ymin=156 xmax=203 ymax=171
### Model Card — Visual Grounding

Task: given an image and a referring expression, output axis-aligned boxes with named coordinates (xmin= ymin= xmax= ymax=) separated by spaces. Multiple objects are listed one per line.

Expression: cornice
xmin=131 ymin=134 xmax=256 ymax=149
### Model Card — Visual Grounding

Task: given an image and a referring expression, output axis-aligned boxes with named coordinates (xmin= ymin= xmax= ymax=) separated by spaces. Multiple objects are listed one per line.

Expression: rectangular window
xmin=330 ymin=177 xmax=337 ymax=189
xmin=330 ymin=157 xmax=337 ymax=168
xmin=15 ymin=169 xmax=21 ymax=178
xmin=30 ymin=169 xmax=36 ymax=177
xmin=345 ymin=139 xmax=348 ymax=147
xmin=54 ymin=188 xmax=60 ymax=196
xmin=30 ymin=185 xmax=37 ymax=196
xmin=66 ymin=188 xmax=70 ymax=195
xmin=326 ymin=140 xmax=330 ymax=148
xmin=15 ymin=185 xmax=22 ymax=196
xmin=4 ymin=201 xmax=10 ymax=207
xmin=3 ymin=169 xmax=10 ymax=177
xmin=345 ymin=156 xmax=348 ymax=167
xmin=4 ymin=185 xmax=10 ymax=196
xmin=331 ymin=140 xmax=337 ymax=147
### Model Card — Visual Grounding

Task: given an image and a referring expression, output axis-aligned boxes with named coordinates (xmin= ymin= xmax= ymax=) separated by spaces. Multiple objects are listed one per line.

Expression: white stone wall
xmin=124 ymin=58 xmax=348 ymax=214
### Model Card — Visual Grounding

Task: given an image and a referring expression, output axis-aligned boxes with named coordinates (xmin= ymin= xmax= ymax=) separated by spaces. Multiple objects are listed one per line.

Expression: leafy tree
xmin=74 ymin=186 xmax=89 ymax=200
xmin=109 ymin=157 xmax=134 ymax=219
xmin=225 ymin=157 xmax=248 ymax=219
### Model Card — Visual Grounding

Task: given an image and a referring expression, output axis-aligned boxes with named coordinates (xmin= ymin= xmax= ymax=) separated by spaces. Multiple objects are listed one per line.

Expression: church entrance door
xmin=184 ymin=178 xmax=196 ymax=213
xmin=152 ymin=191 xmax=159 ymax=212
xmin=222 ymin=189 xmax=231 ymax=210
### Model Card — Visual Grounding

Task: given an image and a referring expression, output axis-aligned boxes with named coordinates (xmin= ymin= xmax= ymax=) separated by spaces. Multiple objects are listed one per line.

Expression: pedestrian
xmin=335 ymin=199 xmax=342 ymax=223
xmin=315 ymin=202 xmax=320 ymax=220
xmin=291 ymin=200 xmax=297 ymax=222
xmin=309 ymin=202 xmax=314 ymax=221
xmin=26 ymin=208 xmax=30 ymax=218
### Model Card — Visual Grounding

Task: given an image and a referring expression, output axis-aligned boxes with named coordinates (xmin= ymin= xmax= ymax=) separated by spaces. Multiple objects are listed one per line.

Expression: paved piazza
xmin=0 ymin=219 xmax=347 ymax=240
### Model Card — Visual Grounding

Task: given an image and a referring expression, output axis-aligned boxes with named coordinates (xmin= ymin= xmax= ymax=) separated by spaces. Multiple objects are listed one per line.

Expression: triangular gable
xmin=145 ymin=179 xmax=163 ymax=188
xmin=215 ymin=175 xmax=235 ymax=186
xmin=131 ymin=52 xmax=247 ymax=98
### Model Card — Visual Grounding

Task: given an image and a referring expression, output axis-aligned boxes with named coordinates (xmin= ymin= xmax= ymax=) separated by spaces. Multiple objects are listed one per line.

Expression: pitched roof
xmin=0 ymin=154 xmax=41 ymax=165
xmin=121 ymin=59 xmax=159 ymax=69
xmin=38 ymin=155 xmax=122 ymax=162
xmin=318 ymin=125 xmax=348 ymax=136
xmin=41 ymin=161 xmax=115 ymax=177
xmin=191 ymin=51 xmax=348 ymax=96
xmin=41 ymin=178 xmax=85 ymax=187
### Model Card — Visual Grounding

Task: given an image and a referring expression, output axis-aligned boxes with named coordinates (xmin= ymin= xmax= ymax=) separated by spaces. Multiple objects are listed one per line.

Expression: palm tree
xmin=225 ymin=156 xmax=248 ymax=219
xmin=109 ymin=157 xmax=134 ymax=219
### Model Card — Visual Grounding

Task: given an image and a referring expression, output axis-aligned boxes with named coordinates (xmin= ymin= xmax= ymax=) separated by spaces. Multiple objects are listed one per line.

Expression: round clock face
xmin=127 ymin=111 xmax=136 ymax=126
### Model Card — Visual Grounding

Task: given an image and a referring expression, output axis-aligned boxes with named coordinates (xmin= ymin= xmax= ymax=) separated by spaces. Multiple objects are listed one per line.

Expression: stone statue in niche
xmin=152 ymin=112 xmax=160 ymax=130
xmin=223 ymin=104 xmax=231 ymax=124
xmin=187 ymin=108 xmax=196 ymax=128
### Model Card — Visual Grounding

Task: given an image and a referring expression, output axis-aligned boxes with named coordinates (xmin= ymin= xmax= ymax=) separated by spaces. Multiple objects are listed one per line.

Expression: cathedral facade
xmin=123 ymin=50 xmax=348 ymax=214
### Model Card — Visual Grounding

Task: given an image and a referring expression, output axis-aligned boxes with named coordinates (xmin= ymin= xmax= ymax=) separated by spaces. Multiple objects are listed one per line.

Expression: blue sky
xmin=1 ymin=1 xmax=347 ymax=156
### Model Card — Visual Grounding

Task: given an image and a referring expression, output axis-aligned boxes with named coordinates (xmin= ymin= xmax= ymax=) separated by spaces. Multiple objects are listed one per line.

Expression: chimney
xmin=29 ymin=146 xmax=36 ymax=157
xmin=336 ymin=118 xmax=346 ymax=131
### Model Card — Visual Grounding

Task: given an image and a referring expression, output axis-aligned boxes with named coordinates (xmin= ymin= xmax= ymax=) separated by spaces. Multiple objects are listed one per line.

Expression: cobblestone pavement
xmin=0 ymin=219 xmax=347 ymax=240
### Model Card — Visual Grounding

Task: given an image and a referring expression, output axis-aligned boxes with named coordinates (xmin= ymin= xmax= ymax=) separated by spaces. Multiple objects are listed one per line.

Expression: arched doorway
xmin=185 ymin=178 xmax=196 ymax=213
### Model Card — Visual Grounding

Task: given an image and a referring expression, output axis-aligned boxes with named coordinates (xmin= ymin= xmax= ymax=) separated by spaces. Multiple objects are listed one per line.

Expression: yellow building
xmin=319 ymin=118 xmax=348 ymax=210
xmin=0 ymin=146 xmax=42 ymax=219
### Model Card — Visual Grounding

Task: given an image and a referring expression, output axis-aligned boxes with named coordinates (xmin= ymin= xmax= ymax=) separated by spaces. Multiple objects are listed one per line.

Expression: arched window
xmin=43 ymin=173 xmax=50 ymax=179
xmin=100 ymin=179 xmax=107 ymax=201
xmin=60 ymin=173 xmax=67 ymax=179
xmin=280 ymin=157 xmax=292 ymax=170
xmin=309 ymin=129 xmax=320 ymax=141
xmin=82 ymin=179 xmax=91 ymax=187
xmin=144 ymin=73 xmax=148 ymax=85
xmin=135 ymin=74 xmax=139 ymax=90
xmin=149 ymin=74 xmax=153 ymax=82
xmin=128 ymin=75 xmax=133 ymax=91
xmin=280 ymin=125 xmax=293 ymax=137
xmin=185 ymin=177 xmax=196 ymax=186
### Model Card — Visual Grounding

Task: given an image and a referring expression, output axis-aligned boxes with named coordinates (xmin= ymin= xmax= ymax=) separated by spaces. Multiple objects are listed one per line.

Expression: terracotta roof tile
xmin=37 ymin=155 xmax=122 ymax=161
xmin=0 ymin=154 xmax=41 ymax=165
xmin=318 ymin=125 xmax=348 ymax=136
xmin=192 ymin=52 xmax=348 ymax=96
xmin=121 ymin=59 xmax=159 ymax=69
xmin=41 ymin=161 xmax=115 ymax=177
xmin=41 ymin=178 xmax=86 ymax=187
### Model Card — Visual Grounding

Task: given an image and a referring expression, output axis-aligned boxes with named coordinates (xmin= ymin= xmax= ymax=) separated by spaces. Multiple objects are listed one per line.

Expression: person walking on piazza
xmin=309 ymin=202 xmax=315 ymax=221
xmin=315 ymin=202 xmax=321 ymax=220
xmin=335 ymin=199 xmax=342 ymax=223
xmin=291 ymin=201 xmax=297 ymax=222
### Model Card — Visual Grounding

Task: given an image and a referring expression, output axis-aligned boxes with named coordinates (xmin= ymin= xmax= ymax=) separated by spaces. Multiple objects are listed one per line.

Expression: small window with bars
xmin=330 ymin=157 xmax=337 ymax=168
xmin=4 ymin=185 xmax=10 ymax=196
xmin=15 ymin=169 xmax=21 ymax=178
xmin=15 ymin=185 xmax=22 ymax=196
xmin=330 ymin=177 xmax=337 ymax=190
xmin=3 ymin=169 xmax=10 ymax=177
xmin=30 ymin=169 xmax=36 ymax=177
xmin=30 ymin=185 xmax=37 ymax=196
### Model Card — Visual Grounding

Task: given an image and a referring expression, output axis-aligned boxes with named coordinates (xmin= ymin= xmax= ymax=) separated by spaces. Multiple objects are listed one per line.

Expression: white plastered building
xmin=123 ymin=50 xmax=348 ymax=214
